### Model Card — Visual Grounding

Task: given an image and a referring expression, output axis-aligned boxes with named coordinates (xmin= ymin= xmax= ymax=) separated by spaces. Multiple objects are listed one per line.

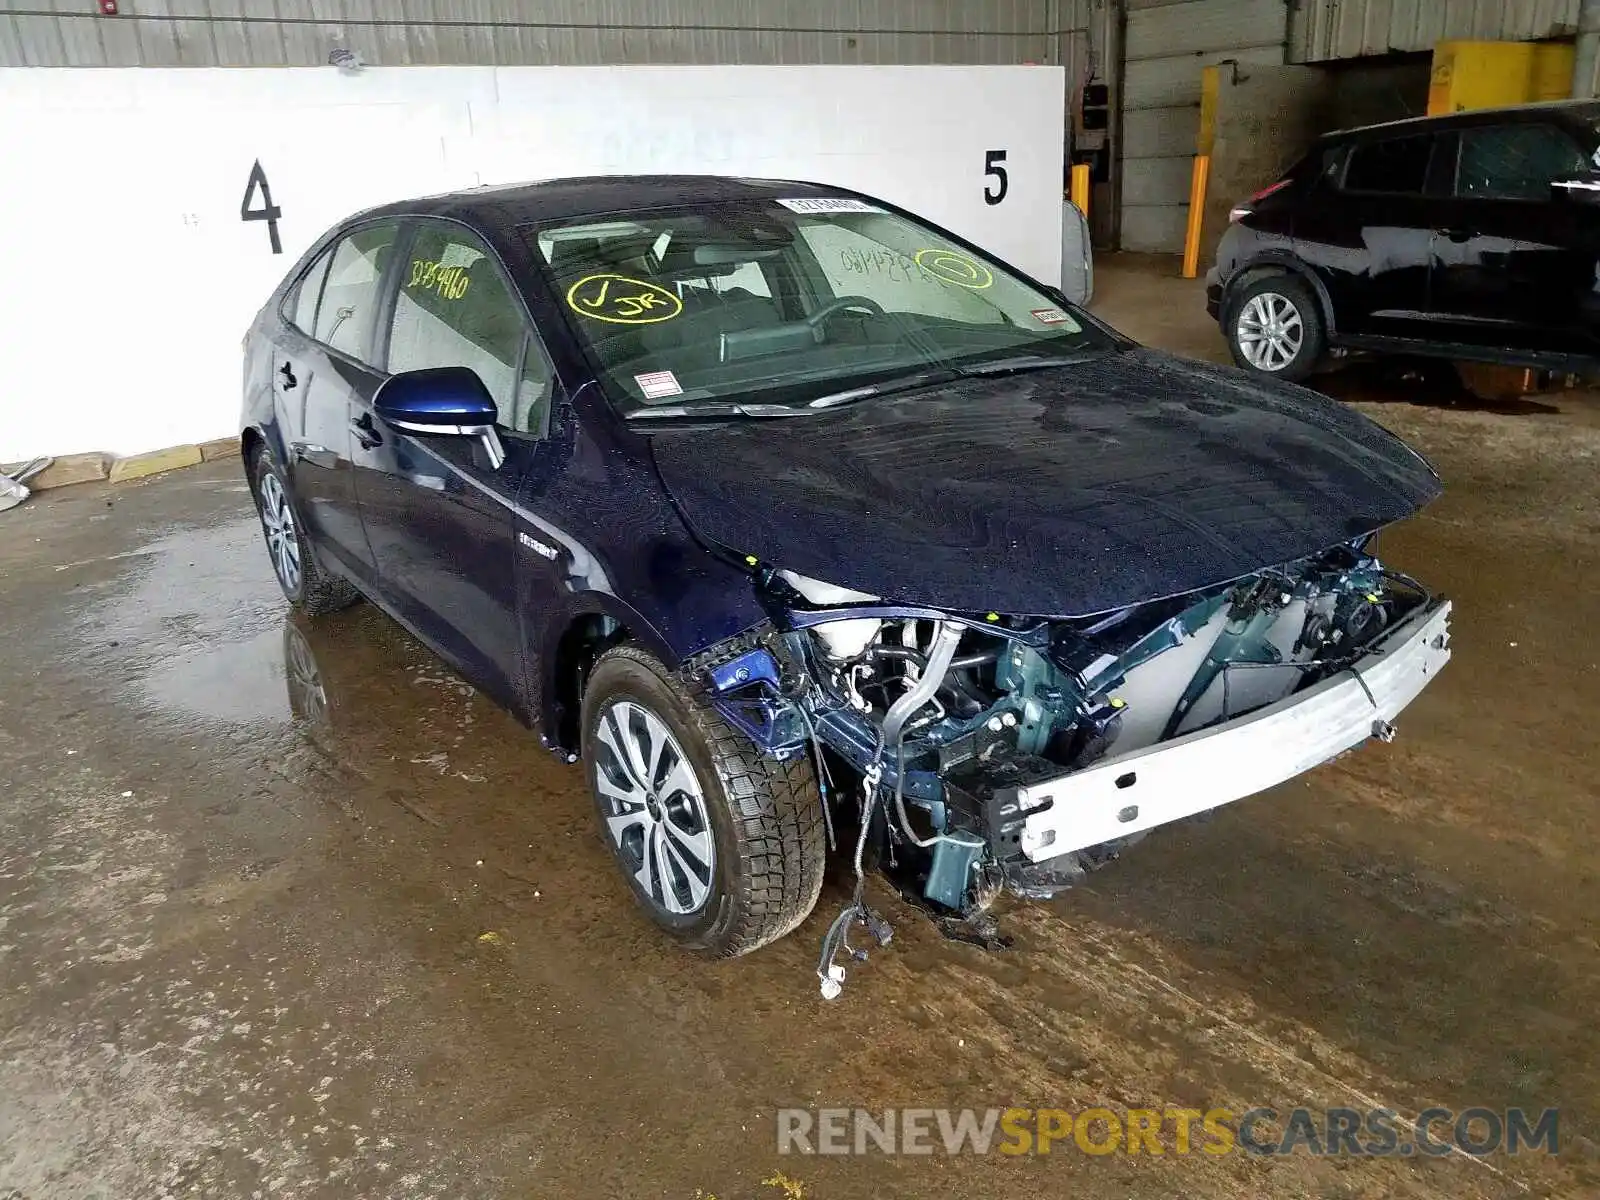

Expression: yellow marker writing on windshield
xmin=566 ymin=273 xmax=683 ymax=325
xmin=914 ymin=248 xmax=995 ymax=290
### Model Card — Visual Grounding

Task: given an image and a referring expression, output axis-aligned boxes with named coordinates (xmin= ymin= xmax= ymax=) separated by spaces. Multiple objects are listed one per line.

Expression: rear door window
xmin=1342 ymin=134 xmax=1434 ymax=195
xmin=315 ymin=223 xmax=400 ymax=363
xmin=1455 ymin=123 xmax=1588 ymax=200
xmin=286 ymin=250 xmax=332 ymax=336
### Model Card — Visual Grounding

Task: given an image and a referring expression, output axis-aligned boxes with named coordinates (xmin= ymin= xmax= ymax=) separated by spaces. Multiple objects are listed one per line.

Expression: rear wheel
xmin=1226 ymin=275 xmax=1325 ymax=382
xmin=249 ymin=443 xmax=360 ymax=615
xmin=581 ymin=644 xmax=825 ymax=957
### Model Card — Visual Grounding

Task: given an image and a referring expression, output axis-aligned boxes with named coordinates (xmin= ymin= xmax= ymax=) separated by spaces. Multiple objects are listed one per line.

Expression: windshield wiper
xmin=626 ymin=402 xmax=809 ymax=421
xmin=807 ymin=368 xmax=959 ymax=409
xmin=956 ymin=351 xmax=1106 ymax=378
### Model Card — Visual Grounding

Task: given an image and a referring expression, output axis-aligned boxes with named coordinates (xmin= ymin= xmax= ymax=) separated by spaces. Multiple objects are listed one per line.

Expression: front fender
xmin=532 ymin=577 xmax=769 ymax=753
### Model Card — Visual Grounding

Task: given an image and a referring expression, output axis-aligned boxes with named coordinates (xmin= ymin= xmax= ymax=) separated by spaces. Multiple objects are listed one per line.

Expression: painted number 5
xmin=241 ymin=159 xmax=283 ymax=254
xmin=984 ymin=149 xmax=1008 ymax=206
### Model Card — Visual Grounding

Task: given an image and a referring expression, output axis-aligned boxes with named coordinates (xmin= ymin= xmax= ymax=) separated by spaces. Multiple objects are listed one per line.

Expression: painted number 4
xmin=241 ymin=159 xmax=283 ymax=254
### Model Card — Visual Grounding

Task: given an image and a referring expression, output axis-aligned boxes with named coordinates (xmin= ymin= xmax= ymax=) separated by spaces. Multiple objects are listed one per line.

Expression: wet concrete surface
xmin=2 ymin=255 xmax=1598 ymax=1198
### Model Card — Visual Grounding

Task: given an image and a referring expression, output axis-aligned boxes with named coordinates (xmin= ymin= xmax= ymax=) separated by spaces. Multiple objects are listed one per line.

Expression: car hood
xmin=646 ymin=348 xmax=1442 ymax=617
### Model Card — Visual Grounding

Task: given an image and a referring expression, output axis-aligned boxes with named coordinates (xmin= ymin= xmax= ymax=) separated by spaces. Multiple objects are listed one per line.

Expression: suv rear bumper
xmin=1204 ymin=265 xmax=1224 ymax=321
xmin=1013 ymin=598 xmax=1452 ymax=862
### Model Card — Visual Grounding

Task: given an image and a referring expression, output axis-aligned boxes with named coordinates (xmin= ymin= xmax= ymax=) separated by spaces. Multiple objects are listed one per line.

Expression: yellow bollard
xmin=1070 ymin=162 xmax=1091 ymax=218
xmin=1181 ymin=154 xmax=1211 ymax=279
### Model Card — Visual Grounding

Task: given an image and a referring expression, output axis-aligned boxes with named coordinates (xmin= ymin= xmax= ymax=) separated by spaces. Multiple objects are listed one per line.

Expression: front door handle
xmin=1437 ymin=227 xmax=1472 ymax=242
xmin=351 ymin=411 xmax=384 ymax=450
xmin=277 ymin=361 xmax=298 ymax=391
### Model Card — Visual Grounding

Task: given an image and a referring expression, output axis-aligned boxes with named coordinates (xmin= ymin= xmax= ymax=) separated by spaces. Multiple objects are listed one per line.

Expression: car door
xmin=1293 ymin=132 xmax=1439 ymax=339
xmin=274 ymin=222 xmax=400 ymax=585
xmin=353 ymin=219 xmax=559 ymax=711
xmin=1425 ymin=120 xmax=1600 ymax=355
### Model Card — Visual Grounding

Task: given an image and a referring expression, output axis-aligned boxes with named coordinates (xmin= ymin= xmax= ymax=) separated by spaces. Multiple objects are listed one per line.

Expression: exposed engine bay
xmin=696 ymin=539 xmax=1452 ymax=997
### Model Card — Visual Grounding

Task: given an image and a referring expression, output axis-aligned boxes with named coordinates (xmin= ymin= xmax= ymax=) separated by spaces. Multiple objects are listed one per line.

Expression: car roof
xmin=1324 ymin=98 xmax=1600 ymax=143
xmin=360 ymin=174 xmax=852 ymax=229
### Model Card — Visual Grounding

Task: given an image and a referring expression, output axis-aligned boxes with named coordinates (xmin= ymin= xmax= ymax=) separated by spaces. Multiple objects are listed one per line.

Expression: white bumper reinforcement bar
xmin=1016 ymin=599 xmax=1453 ymax=862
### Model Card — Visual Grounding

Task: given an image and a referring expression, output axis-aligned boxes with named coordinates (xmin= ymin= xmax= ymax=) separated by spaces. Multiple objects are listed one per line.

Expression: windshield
xmin=527 ymin=197 xmax=1114 ymax=415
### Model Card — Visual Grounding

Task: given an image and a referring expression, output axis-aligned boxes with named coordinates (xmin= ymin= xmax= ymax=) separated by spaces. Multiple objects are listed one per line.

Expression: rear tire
xmin=1226 ymin=274 xmax=1325 ymax=382
xmin=249 ymin=442 xmax=360 ymax=615
xmin=581 ymin=644 xmax=825 ymax=957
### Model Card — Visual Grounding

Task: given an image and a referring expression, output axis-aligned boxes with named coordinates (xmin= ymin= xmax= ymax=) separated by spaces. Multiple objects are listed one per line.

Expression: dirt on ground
xmin=0 ymin=256 xmax=1596 ymax=1199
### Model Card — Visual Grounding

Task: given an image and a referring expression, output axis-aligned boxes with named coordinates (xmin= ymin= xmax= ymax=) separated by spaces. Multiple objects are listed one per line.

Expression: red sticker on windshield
xmin=1031 ymin=307 xmax=1070 ymax=325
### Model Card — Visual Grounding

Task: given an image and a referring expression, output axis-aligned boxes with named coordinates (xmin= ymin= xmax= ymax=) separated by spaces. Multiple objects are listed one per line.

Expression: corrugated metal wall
xmin=1118 ymin=0 xmax=1287 ymax=253
xmin=1290 ymin=0 xmax=1580 ymax=63
xmin=1575 ymin=0 xmax=1600 ymax=96
xmin=0 ymin=0 xmax=1090 ymax=69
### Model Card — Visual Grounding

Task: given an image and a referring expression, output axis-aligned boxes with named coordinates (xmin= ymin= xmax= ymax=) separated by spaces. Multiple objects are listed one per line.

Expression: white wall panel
xmin=0 ymin=64 xmax=1064 ymax=461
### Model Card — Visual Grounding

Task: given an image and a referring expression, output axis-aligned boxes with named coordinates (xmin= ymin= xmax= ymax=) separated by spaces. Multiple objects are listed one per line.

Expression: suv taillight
xmin=1229 ymin=177 xmax=1292 ymax=223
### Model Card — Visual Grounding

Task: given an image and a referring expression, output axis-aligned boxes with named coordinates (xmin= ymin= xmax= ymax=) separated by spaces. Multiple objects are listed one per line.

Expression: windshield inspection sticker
xmin=1031 ymin=307 xmax=1071 ymax=325
xmin=567 ymin=274 xmax=683 ymax=324
xmin=776 ymin=197 xmax=880 ymax=214
xmin=634 ymin=369 xmax=684 ymax=399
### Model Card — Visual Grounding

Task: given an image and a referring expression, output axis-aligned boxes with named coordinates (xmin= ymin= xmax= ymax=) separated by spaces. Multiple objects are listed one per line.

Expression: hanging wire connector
xmin=815 ymin=762 xmax=892 ymax=999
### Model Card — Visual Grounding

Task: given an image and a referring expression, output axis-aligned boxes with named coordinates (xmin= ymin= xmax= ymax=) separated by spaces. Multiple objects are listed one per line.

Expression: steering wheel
xmin=806 ymin=295 xmax=886 ymax=332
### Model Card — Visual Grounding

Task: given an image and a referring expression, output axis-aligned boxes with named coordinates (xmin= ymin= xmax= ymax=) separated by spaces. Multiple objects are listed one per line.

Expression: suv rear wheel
xmin=581 ymin=644 xmax=826 ymax=957
xmin=1226 ymin=275 xmax=1325 ymax=382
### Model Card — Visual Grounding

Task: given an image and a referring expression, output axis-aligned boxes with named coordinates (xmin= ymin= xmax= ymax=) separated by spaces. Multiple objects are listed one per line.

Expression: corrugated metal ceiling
xmin=1291 ymin=0 xmax=1581 ymax=63
xmin=0 ymin=0 xmax=1090 ymax=69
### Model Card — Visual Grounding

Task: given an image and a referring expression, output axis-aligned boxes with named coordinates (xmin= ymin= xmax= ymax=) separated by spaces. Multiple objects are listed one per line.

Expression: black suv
xmin=1208 ymin=100 xmax=1600 ymax=381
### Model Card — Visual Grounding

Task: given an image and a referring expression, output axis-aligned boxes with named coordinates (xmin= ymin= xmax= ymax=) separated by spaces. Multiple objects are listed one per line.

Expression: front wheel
xmin=1226 ymin=275 xmax=1326 ymax=382
xmin=581 ymin=644 xmax=826 ymax=957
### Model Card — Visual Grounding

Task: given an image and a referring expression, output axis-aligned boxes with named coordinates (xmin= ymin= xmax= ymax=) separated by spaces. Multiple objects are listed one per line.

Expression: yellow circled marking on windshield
xmin=565 ymin=273 xmax=684 ymax=324
xmin=913 ymin=248 xmax=994 ymax=290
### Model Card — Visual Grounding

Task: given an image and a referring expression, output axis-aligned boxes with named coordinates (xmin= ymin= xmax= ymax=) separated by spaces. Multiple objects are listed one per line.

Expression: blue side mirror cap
xmin=374 ymin=367 xmax=498 ymax=429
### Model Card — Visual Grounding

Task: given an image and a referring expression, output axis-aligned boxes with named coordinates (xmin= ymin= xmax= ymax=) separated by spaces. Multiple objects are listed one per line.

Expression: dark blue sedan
xmin=243 ymin=176 xmax=1450 ymax=993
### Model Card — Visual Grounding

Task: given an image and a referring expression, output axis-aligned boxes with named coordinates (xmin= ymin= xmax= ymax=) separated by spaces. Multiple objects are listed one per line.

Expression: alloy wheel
xmin=1235 ymin=291 xmax=1304 ymax=372
xmin=283 ymin=624 xmax=328 ymax=726
xmin=593 ymin=698 xmax=716 ymax=915
xmin=258 ymin=472 xmax=302 ymax=594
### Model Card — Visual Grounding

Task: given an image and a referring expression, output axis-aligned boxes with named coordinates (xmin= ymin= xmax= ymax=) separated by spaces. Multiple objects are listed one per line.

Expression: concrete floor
xmin=2 ymin=255 xmax=1597 ymax=1199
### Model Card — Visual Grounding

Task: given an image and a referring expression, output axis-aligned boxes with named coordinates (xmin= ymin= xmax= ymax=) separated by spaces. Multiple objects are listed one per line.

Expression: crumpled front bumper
xmin=1009 ymin=598 xmax=1453 ymax=863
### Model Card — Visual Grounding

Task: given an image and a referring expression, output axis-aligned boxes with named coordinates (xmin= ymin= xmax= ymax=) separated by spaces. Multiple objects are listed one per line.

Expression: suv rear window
xmin=1343 ymin=134 xmax=1433 ymax=195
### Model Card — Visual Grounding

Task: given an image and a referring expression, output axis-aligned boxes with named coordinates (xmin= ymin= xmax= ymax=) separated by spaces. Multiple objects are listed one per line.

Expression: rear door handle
xmin=1437 ymin=228 xmax=1472 ymax=242
xmin=351 ymin=411 xmax=383 ymax=450
xmin=277 ymin=361 xmax=298 ymax=391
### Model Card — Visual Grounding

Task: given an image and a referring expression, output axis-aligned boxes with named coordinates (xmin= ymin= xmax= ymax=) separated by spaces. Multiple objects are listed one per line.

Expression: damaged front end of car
xmin=693 ymin=541 xmax=1452 ymax=997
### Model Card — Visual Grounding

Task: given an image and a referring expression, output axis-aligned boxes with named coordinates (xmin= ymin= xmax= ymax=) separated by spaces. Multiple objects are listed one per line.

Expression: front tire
xmin=249 ymin=443 xmax=360 ymax=615
xmin=1226 ymin=275 xmax=1325 ymax=382
xmin=581 ymin=644 xmax=825 ymax=957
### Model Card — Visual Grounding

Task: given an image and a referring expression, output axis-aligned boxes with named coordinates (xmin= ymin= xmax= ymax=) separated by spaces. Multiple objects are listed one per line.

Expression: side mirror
xmin=1552 ymin=173 xmax=1600 ymax=204
xmin=373 ymin=367 xmax=504 ymax=468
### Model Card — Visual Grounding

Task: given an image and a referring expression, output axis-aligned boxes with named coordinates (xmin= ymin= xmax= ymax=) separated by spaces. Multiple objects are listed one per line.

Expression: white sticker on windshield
xmin=634 ymin=369 xmax=684 ymax=399
xmin=1031 ymin=307 xmax=1071 ymax=325
xmin=776 ymin=197 xmax=881 ymax=214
